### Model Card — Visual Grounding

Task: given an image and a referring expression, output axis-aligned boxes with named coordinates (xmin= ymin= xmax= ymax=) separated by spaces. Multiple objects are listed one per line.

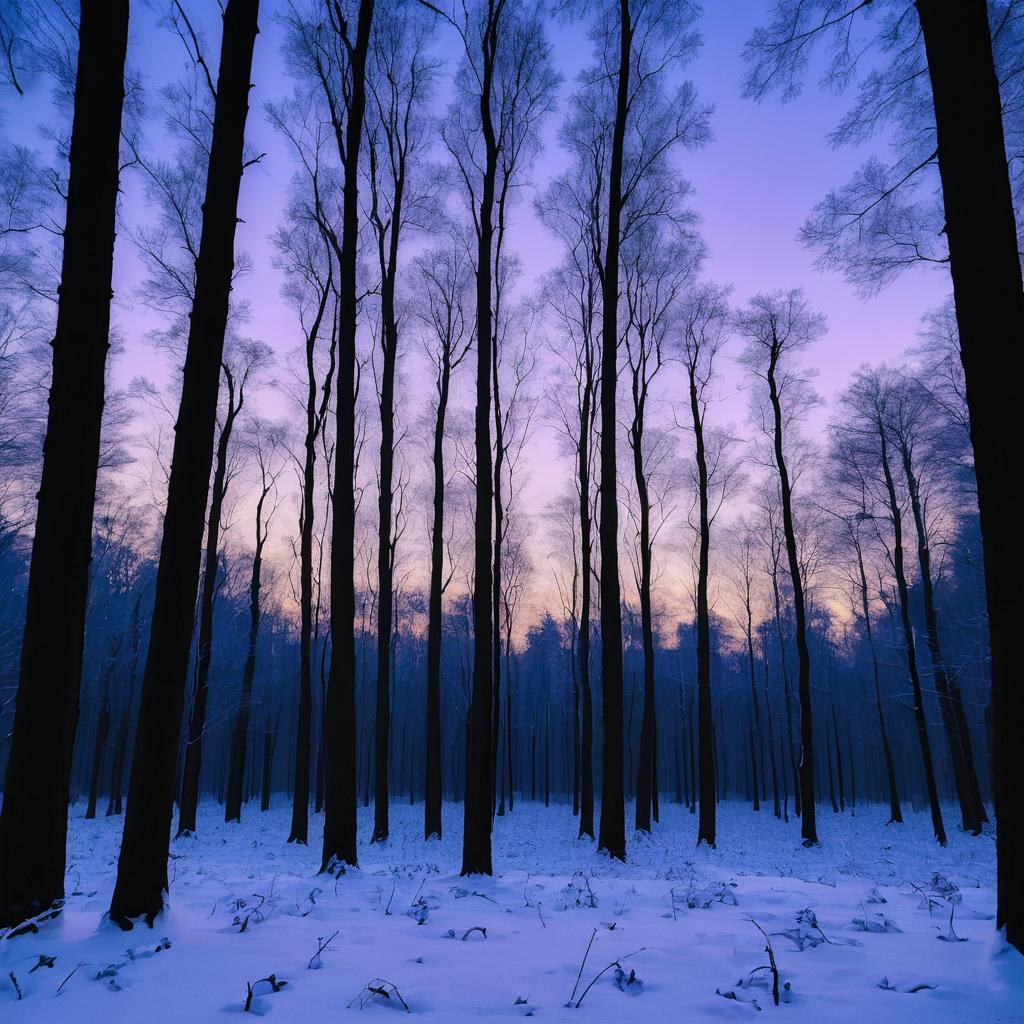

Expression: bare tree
xmin=0 ymin=0 xmax=129 ymax=931
xmin=416 ymin=237 xmax=471 ymax=839
xmin=225 ymin=420 xmax=286 ymax=823
xmin=674 ymin=282 xmax=731 ymax=844
xmin=110 ymin=0 xmax=261 ymax=928
xmin=735 ymin=289 xmax=824 ymax=846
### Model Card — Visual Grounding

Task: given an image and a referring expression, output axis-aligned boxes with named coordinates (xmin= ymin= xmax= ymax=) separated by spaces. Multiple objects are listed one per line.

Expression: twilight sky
xmin=1 ymin=0 xmax=953 ymax=624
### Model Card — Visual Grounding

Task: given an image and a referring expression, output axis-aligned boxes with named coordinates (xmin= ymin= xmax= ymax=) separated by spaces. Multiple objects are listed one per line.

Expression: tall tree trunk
xmin=289 ymin=278 xmax=332 ymax=845
xmin=86 ymin=636 xmax=121 ymax=820
xmin=109 ymin=0 xmax=260 ymax=928
xmin=491 ymin=344 xmax=505 ymax=818
xmin=178 ymin=376 xmax=243 ymax=837
xmin=0 ymin=0 xmax=129 ymax=931
xmin=762 ymin=651 xmax=781 ymax=818
xmin=322 ymin=0 xmax=375 ymax=873
xmin=914 ymin=0 xmax=1024 ymax=949
xmin=900 ymin=445 xmax=986 ymax=832
xmin=372 ymin=244 xmax=400 ymax=845
xmin=690 ymin=369 xmax=715 ymax=845
xmin=461 ymin=2 xmax=501 ymax=878
xmin=597 ymin=0 xmax=632 ymax=864
xmin=878 ymin=417 xmax=946 ymax=844
xmin=107 ymin=594 xmax=143 ymax=818
xmin=424 ymin=356 xmax=451 ymax=840
xmin=632 ymin=419 xmax=656 ymax=833
xmin=225 ymin=491 xmax=269 ymax=823
xmin=577 ymin=348 xmax=595 ymax=839
xmin=852 ymin=532 xmax=902 ymax=823
xmin=744 ymin=595 xmax=761 ymax=813
xmin=766 ymin=349 xmax=817 ymax=845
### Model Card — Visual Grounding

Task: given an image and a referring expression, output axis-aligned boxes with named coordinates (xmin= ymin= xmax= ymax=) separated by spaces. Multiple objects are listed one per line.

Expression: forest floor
xmin=0 ymin=799 xmax=1019 ymax=1022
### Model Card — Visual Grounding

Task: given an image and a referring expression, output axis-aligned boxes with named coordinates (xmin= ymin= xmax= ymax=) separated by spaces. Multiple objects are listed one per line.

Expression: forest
xmin=0 ymin=1 xmax=1021 ymax=1021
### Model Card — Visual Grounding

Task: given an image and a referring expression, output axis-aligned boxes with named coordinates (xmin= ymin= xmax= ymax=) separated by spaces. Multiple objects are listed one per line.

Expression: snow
xmin=2 ymin=800 xmax=1020 ymax=1022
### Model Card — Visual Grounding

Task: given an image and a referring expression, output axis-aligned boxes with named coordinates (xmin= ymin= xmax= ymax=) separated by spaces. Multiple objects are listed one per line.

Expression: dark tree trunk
xmin=461 ymin=2 xmax=501 ymax=878
xmin=289 ymin=276 xmax=333 ymax=845
xmin=878 ymin=417 xmax=946 ymax=844
xmin=0 ymin=0 xmax=128 ymax=931
xmin=178 ymin=375 xmax=243 ymax=837
xmin=491 ymin=343 xmax=505 ymax=819
xmin=86 ymin=637 xmax=121 ymax=820
xmin=108 ymin=0 xmax=260 ymax=928
xmin=915 ymin=0 xmax=1024 ymax=948
xmin=372 ymin=225 xmax=401 ymax=846
xmin=900 ymin=445 xmax=986 ymax=833
xmin=107 ymin=595 xmax=143 ymax=818
xmin=577 ymin=318 xmax=596 ymax=839
xmin=689 ymin=369 xmax=715 ymax=846
xmin=225 ymin=490 xmax=269 ymax=823
xmin=766 ymin=349 xmax=816 ymax=845
xmin=597 ymin=0 xmax=631 ymax=864
xmin=852 ymin=530 xmax=902 ymax=824
xmin=322 ymin=0 xmax=374 ymax=874
xmin=632 ymin=418 xmax=656 ymax=834
xmin=424 ymin=353 xmax=451 ymax=840
xmin=744 ymin=597 xmax=761 ymax=813
xmin=762 ymin=652 xmax=781 ymax=818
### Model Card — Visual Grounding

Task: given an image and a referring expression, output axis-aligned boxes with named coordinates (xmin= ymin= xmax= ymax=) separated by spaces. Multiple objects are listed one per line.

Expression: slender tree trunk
xmin=915 ymin=0 xmax=1024 ymax=949
xmin=108 ymin=595 xmax=143 ymax=818
xmin=461 ymin=4 xmax=500 ymax=878
xmin=289 ymin=283 xmax=332 ymax=845
xmin=878 ymin=419 xmax=946 ymax=844
xmin=0 ymin=0 xmax=129 ymax=931
xmin=372 ymin=261 xmax=399 ymax=845
xmin=322 ymin=0 xmax=374 ymax=873
xmin=762 ymin=651 xmax=781 ymax=818
xmin=900 ymin=447 xmax=986 ymax=833
xmin=690 ymin=371 xmax=715 ymax=845
xmin=766 ymin=350 xmax=816 ymax=844
xmin=225 ymin=495 xmax=268 ymax=823
xmin=109 ymin=0 xmax=260 ymax=928
xmin=852 ymin=532 xmax=902 ymax=823
xmin=632 ymin=417 xmax=656 ymax=833
xmin=179 ymin=384 xmax=242 ymax=837
xmin=597 ymin=0 xmax=632 ymax=864
xmin=86 ymin=636 xmax=121 ymax=820
xmin=578 ymin=373 xmax=595 ymax=839
xmin=424 ymin=355 xmax=451 ymax=840
xmin=491 ymin=343 xmax=504 ymax=819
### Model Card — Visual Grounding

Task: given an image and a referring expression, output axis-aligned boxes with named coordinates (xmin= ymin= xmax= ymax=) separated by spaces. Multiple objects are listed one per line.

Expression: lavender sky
xmin=1 ymin=1 xmax=953 ymax=624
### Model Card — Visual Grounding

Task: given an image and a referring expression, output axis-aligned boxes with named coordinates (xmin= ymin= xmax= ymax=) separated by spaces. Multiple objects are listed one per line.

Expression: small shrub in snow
xmin=878 ymin=976 xmax=936 ymax=994
xmin=852 ymin=909 xmax=902 ymax=933
xmin=777 ymin=908 xmax=830 ymax=951
xmin=685 ymin=880 xmax=738 ymax=910
xmin=348 ymin=977 xmax=411 ymax=1013
xmin=718 ymin=919 xmax=791 ymax=1009
xmin=243 ymin=973 xmax=287 ymax=1013
xmin=307 ymin=930 xmax=339 ymax=970
xmin=559 ymin=872 xmax=598 ymax=910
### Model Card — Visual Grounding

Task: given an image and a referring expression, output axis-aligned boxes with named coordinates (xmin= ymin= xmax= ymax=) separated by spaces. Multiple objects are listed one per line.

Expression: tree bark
xmin=462 ymin=1 xmax=498 ymax=878
xmin=109 ymin=0 xmax=260 ymax=928
xmin=225 ymin=487 xmax=270 ymax=823
xmin=597 ymin=0 xmax=632 ymax=864
xmin=289 ymin=274 xmax=333 ymax=845
xmin=766 ymin=345 xmax=816 ymax=844
xmin=900 ymin=442 xmax=986 ymax=833
xmin=878 ymin=415 xmax=946 ymax=845
xmin=914 ymin=0 xmax=1024 ymax=948
xmin=689 ymin=369 xmax=715 ymax=846
xmin=0 ymin=0 xmax=129 ymax=930
xmin=178 ymin=371 xmax=244 ymax=837
xmin=322 ymin=0 xmax=374 ymax=873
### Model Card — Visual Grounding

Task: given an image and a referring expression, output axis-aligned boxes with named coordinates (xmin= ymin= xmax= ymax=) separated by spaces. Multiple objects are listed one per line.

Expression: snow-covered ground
xmin=1 ymin=800 xmax=1020 ymax=1022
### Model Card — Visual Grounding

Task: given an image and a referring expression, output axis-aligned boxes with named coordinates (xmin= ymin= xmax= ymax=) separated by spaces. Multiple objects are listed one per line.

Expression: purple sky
xmin=2 ymin=1 xmax=953 ymax=622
